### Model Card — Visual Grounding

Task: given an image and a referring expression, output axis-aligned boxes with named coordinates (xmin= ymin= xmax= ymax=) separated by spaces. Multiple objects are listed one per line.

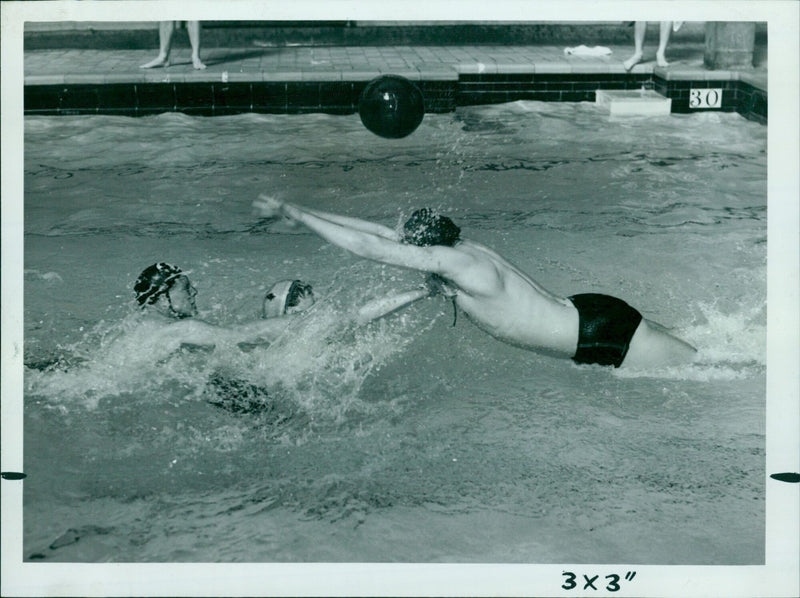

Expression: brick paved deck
xmin=25 ymin=43 xmax=767 ymax=87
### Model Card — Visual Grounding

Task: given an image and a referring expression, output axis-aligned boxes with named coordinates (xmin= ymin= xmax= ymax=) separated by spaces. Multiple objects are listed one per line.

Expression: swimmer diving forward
xmin=254 ymin=196 xmax=697 ymax=369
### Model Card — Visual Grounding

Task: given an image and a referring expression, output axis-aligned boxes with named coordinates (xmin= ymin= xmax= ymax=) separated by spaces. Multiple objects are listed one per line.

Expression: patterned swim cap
xmin=262 ymin=280 xmax=314 ymax=318
xmin=134 ymin=262 xmax=183 ymax=306
xmin=402 ymin=208 xmax=461 ymax=247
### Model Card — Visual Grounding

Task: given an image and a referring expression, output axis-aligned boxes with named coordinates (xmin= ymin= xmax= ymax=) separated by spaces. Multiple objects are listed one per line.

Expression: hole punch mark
xmin=770 ymin=472 xmax=800 ymax=484
xmin=1 ymin=472 xmax=26 ymax=480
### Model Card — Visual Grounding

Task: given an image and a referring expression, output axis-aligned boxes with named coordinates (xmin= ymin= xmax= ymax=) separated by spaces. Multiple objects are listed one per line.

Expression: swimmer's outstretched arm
xmin=167 ymin=317 xmax=290 ymax=346
xmin=354 ymin=288 xmax=429 ymax=325
xmin=267 ymin=199 xmax=476 ymax=280
xmin=293 ymin=206 xmax=399 ymax=240
xmin=225 ymin=318 xmax=293 ymax=343
xmin=254 ymin=195 xmax=398 ymax=239
xmin=164 ymin=320 xmax=223 ymax=346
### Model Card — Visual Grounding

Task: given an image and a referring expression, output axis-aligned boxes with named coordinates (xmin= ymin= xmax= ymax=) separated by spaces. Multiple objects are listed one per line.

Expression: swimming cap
xmin=134 ymin=262 xmax=183 ymax=306
xmin=262 ymin=280 xmax=313 ymax=318
xmin=263 ymin=280 xmax=294 ymax=318
xmin=402 ymin=208 xmax=461 ymax=247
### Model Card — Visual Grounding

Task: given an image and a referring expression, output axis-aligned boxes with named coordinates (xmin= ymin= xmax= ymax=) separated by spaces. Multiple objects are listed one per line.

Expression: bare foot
xmin=140 ymin=55 xmax=169 ymax=69
xmin=623 ymin=52 xmax=643 ymax=71
xmin=656 ymin=52 xmax=669 ymax=68
xmin=192 ymin=56 xmax=207 ymax=70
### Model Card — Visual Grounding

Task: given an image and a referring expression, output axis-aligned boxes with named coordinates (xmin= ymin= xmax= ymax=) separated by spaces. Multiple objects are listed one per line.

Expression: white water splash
xmin=615 ymin=300 xmax=766 ymax=381
xmin=24 ymin=295 xmax=435 ymax=419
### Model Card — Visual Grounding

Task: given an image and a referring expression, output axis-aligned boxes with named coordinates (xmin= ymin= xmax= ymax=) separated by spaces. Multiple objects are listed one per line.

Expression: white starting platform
xmin=595 ymin=89 xmax=672 ymax=116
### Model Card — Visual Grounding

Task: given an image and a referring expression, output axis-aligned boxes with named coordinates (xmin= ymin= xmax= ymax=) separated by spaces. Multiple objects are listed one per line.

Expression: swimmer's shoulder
xmin=459 ymin=239 xmax=506 ymax=262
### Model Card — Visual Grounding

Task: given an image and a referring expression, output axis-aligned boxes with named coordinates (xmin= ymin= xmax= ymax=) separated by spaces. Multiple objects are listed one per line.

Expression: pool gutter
xmin=23 ymin=69 xmax=768 ymax=124
xmin=24 ymin=43 xmax=767 ymax=124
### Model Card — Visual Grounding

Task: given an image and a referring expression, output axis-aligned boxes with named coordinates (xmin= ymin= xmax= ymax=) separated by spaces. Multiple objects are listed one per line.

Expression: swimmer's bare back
xmin=399 ymin=241 xmax=696 ymax=369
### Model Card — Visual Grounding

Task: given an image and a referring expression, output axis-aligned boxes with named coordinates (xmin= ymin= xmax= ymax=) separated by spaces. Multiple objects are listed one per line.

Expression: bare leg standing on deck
xmin=140 ymin=21 xmax=206 ymax=70
xmin=186 ymin=21 xmax=207 ymax=70
xmin=623 ymin=21 xmax=675 ymax=70
xmin=655 ymin=21 xmax=673 ymax=67
xmin=623 ymin=21 xmax=647 ymax=70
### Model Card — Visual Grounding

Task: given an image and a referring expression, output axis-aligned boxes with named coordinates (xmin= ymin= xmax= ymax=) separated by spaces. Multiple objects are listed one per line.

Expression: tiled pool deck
xmin=24 ymin=42 xmax=768 ymax=121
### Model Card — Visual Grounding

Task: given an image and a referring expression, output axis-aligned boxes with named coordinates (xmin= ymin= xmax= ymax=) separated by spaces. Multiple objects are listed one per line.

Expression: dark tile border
xmin=455 ymin=73 xmax=766 ymax=123
xmin=252 ymin=82 xmax=287 ymax=113
xmin=23 ymin=74 xmax=766 ymax=123
xmin=457 ymin=73 xmax=651 ymax=107
xmin=738 ymin=83 xmax=768 ymax=124
xmin=654 ymin=76 xmax=767 ymax=123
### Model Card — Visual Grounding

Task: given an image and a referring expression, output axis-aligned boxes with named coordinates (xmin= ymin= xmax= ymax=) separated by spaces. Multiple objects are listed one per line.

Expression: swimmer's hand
xmin=254 ymin=195 xmax=300 ymax=229
xmin=424 ymin=273 xmax=455 ymax=297
xmin=253 ymin=194 xmax=284 ymax=219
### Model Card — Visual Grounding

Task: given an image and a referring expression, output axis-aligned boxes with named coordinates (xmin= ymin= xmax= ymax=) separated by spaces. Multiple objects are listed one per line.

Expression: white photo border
xmin=2 ymin=1 xmax=798 ymax=596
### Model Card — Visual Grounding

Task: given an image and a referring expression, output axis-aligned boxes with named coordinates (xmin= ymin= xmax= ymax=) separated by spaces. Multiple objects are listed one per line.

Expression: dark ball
xmin=358 ymin=75 xmax=425 ymax=139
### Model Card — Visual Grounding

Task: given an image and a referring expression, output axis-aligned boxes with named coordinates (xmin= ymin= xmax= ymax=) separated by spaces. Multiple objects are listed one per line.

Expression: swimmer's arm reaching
xmin=168 ymin=291 xmax=428 ymax=344
xmin=224 ymin=318 xmax=293 ymax=343
xmin=354 ymin=287 xmax=430 ymax=325
xmin=166 ymin=318 xmax=290 ymax=347
xmin=304 ymin=208 xmax=399 ymax=239
xmin=254 ymin=195 xmax=398 ymax=240
xmin=266 ymin=199 xmax=481 ymax=283
xmin=163 ymin=320 xmax=225 ymax=346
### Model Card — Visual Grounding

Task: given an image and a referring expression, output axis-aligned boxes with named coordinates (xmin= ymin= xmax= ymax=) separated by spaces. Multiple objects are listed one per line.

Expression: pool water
xmin=23 ymin=101 xmax=766 ymax=564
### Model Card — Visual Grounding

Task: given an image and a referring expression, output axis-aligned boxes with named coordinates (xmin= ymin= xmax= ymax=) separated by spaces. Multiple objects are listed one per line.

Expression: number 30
xmin=689 ymin=89 xmax=722 ymax=108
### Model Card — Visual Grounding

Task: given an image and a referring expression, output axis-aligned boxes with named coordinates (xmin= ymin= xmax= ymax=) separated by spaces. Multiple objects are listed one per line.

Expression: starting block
xmin=596 ymin=89 xmax=672 ymax=116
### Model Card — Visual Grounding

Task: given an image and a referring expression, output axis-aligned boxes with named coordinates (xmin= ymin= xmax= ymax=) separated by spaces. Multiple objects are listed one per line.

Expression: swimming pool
xmin=23 ymin=101 xmax=766 ymax=564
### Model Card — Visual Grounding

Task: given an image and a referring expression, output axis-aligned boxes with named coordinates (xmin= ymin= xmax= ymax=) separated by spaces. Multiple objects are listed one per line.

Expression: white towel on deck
xmin=563 ymin=45 xmax=613 ymax=56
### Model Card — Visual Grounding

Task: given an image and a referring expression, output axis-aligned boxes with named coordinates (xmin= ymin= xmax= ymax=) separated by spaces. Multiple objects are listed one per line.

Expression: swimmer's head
xmin=262 ymin=280 xmax=315 ymax=318
xmin=402 ymin=208 xmax=461 ymax=247
xmin=134 ymin=262 xmax=197 ymax=318
xmin=134 ymin=262 xmax=184 ymax=306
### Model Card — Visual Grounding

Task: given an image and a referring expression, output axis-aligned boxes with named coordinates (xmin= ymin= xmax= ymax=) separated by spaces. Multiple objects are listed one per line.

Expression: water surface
xmin=23 ymin=102 xmax=766 ymax=563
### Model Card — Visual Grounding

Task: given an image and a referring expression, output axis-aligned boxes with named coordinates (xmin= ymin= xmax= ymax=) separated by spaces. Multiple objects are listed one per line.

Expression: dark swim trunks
xmin=568 ymin=293 xmax=643 ymax=368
